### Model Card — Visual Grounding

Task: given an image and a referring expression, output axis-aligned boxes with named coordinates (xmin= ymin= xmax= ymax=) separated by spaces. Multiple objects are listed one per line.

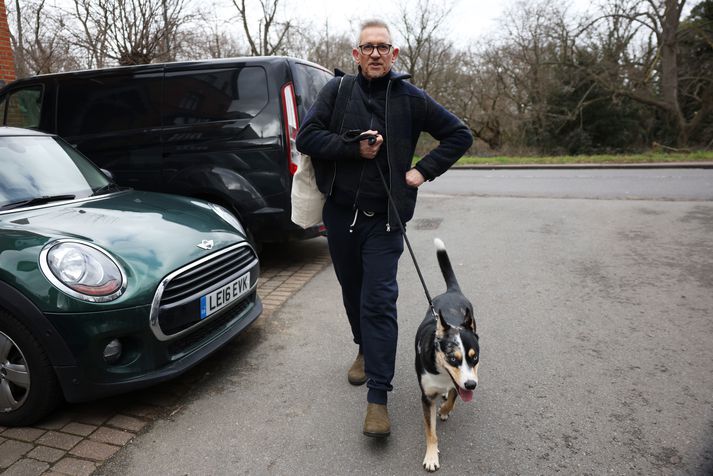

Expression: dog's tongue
xmin=457 ymin=387 xmax=473 ymax=402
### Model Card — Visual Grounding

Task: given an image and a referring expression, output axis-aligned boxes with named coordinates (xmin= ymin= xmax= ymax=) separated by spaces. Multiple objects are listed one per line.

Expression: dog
xmin=415 ymin=238 xmax=480 ymax=472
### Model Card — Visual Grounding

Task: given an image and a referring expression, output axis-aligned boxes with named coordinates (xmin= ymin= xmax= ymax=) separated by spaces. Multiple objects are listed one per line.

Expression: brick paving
xmin=0 ymin=239 xmax=330 ymax=475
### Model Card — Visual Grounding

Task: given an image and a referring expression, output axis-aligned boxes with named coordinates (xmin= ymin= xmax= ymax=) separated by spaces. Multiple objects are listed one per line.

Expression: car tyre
xmin=0 ymin=309 xmax=62 ymax=426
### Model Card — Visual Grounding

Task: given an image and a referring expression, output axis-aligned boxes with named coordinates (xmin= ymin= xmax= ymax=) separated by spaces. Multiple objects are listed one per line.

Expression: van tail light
xmin=281 ymin=82 xmax=300 ymax=175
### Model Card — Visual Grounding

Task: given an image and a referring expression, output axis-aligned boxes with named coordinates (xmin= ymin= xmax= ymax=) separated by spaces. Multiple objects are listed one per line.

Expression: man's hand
xmin=359 ymin=130 xmax=383 ymax=159
xmin=405 ymin=168 xmax=425 ymax=188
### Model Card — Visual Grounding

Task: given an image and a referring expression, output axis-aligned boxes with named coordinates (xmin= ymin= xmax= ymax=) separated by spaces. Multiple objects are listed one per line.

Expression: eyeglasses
xmin=357 ymin=43 xmax=393 ymax=56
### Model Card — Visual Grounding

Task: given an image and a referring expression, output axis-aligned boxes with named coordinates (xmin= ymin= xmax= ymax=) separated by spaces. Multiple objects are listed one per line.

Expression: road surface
xmin=98 ymin=171 xmax=713 ymax=475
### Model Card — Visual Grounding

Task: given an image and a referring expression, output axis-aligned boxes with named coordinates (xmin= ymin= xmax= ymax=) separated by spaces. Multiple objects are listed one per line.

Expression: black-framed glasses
xmin=357 ymin=43 xmax=393 ymax=55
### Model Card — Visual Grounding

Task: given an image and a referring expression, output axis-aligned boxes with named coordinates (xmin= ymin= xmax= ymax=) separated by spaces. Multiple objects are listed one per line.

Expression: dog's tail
xmin=434 ymin=238 xmax=461 ymax=292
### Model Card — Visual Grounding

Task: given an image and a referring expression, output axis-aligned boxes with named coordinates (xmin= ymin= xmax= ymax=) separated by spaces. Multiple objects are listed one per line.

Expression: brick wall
xmin=0 ymin=0 xmax=16 ymax=87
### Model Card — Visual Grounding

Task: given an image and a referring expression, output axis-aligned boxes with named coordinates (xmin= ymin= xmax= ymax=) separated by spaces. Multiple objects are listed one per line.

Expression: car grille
xmin=149 ymin=243 xmax=259 ymax=342
xmin=167 ymin=293 xmax=255 ymax=357
xmin=160 ymin=245 xmax=256 ymax=306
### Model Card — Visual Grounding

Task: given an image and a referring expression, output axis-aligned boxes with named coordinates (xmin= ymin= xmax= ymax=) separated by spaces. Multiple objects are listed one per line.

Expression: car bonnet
xmin=0 ymin=191 xmax=250 ymax=309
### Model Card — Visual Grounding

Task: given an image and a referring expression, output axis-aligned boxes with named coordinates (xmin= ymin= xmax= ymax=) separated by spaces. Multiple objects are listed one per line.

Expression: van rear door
xmin=290 ymin=61 xmax=332 ymax=121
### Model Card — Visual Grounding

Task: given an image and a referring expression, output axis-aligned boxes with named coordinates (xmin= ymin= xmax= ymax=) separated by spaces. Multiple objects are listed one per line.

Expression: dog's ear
xmin=436 ymin=310 xmax=450 ymax=337
xmin=464 ymin=307 xmax=476 ymax=332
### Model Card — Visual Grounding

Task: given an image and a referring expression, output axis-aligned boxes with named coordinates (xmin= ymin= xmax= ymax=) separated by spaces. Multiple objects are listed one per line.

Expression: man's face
xmin=352 ymin=26 xmax=399 ymax=80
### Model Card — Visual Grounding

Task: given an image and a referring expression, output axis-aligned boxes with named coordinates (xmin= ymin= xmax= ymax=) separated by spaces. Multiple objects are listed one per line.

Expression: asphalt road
xmin=99 ymin=171 xmax=713 ymax=475
xmin=421 ymin=168 xmax=713 ymax=201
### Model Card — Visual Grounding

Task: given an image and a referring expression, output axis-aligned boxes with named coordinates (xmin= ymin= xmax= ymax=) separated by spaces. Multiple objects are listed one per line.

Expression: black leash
xmin=342 ymin=131 xmax=437 ymax=318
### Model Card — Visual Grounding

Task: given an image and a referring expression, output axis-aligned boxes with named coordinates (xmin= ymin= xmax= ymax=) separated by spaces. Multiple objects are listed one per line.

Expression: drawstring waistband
xmin=348 ymin=209 xmax=378 ymax=233
xmin=349 ymin=208 xmax=359 ymax=233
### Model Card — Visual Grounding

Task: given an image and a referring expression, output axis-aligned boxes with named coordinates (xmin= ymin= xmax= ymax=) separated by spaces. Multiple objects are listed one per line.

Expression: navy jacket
xmin=296 ymin=70 xmax=473 ymax=229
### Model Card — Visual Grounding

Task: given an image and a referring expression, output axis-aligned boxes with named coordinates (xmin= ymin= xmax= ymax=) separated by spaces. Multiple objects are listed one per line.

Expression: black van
xmin=0 ymin=57 xmax=333 ymax=244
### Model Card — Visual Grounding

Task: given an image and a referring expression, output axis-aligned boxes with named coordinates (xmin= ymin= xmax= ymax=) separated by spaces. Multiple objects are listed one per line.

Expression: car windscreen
xmin=0 ymin=136 xmax=110 ymax=209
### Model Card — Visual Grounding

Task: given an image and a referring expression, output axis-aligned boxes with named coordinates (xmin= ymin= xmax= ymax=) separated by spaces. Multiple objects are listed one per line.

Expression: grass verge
xmin=450 ymin=150 xmax=713 ymax=166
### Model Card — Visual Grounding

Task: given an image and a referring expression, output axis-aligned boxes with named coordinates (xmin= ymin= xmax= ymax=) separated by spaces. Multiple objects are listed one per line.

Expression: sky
xmin=283 ymin=0 xmax=597 ymax=46
xmin=41 ymin=0 xmax=698 ymax=51
xmin=38 ymin=0 xmax=699 ymax=54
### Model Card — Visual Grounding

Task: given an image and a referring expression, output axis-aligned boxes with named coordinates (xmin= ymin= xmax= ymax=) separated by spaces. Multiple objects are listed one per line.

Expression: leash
xmin=342 ymin=131 xmax=437 ymax=319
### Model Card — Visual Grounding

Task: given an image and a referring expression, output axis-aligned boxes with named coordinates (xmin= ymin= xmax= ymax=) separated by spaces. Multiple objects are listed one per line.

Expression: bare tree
xmin=436 ymin=1 xmax=602 ymax=153
xmin=446 ymin=46 xmax=509 ymax=150
xmin=7 ymin=0 xmax=79 ymax=76
xmin=678 ymin=0 xmax=713 ymax=147
xmin=67 ymin=0 xmax=191 ymax=66
xmin=68 ymin=0 xmax=110 ymax=68
xmin=231 ymin=0 xmax=292 ymax=56
xmin=11 ymin=0 xmax=24 ymax=75
xmin=496 ymin=2 xmax=571 ymax=143
xmin=300 ymin=19 xmax=355 ymax=73
xmin=393 ymin=0 xmax=453 ymax=91
xmin=576 ymin=0 xmax=709 ymax=146
xmin=181 ymin=4 xmax=246 ymax=60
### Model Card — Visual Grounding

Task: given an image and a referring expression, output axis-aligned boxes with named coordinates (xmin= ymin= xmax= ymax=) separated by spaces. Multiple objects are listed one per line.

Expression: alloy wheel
xmin=0 ymin=330 xmax=31 ymax=412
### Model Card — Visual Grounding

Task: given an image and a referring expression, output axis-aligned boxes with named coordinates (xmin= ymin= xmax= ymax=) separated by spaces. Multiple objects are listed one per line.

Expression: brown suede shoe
xmin=363 ymin=403 xmax=391 ymax=437
xmin=347 ymin=353 xmax=367 ymax=386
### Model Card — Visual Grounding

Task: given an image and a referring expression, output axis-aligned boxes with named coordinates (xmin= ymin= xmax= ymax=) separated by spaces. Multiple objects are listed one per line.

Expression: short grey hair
xmin=357 ymin=19 xmax=392 ymax=44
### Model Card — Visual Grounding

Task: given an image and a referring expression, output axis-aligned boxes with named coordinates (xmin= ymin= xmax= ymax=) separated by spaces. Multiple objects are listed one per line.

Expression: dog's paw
xmin=438 ymin=402 xmax=454 ymax=421
xmin=422 ymin=447 xmax=440 ymax=472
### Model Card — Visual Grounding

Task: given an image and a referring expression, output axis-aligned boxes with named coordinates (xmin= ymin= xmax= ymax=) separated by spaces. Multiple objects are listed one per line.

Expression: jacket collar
xmin=388 ymin=70 xmax=411 ymax=81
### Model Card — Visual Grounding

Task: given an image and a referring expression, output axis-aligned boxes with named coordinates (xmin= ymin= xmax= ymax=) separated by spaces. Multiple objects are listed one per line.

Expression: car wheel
xmin=0 ymin=309 xmax=62 ymax=426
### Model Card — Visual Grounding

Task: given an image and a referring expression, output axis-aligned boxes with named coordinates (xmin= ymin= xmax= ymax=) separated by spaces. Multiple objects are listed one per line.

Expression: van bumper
xmin=248 ymin=207 xmax=323 ymax=242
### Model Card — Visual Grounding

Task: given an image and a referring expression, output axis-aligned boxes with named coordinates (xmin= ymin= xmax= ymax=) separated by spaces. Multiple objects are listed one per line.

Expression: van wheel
xmin=0 ymin=309 xmax=62 ymax=426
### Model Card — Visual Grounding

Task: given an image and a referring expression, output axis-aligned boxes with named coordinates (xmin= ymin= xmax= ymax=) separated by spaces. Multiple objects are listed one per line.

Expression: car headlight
xmin=40 ymin=240 xmax=126 ymax=302
xmin=210 ymin=204 xmax=245 ymax=235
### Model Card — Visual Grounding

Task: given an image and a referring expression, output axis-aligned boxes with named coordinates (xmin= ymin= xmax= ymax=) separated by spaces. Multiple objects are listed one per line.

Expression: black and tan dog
xmin=415 ymin=238 xmax=480 ymax=472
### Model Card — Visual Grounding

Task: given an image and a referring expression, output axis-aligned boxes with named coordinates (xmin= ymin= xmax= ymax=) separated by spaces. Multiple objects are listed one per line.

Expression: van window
xmin=5 ymin=87 xmax=42 ymax=128
xmin=163 ymin=67 xmax=269 ymax=125
xmin=57 ymin=74 xmax=162 ymax=137
xmin=292 ymin=64 xmax=332 ymax=111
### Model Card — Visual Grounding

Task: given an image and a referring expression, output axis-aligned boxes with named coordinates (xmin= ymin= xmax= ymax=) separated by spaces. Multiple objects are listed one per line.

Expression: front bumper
xmin=48 ymin=293 xmax=262 ymax=403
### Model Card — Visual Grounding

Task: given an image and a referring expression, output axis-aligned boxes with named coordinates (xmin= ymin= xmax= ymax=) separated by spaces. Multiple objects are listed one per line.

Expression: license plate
xmin=200 ymin=272 xmax=250 ymax=319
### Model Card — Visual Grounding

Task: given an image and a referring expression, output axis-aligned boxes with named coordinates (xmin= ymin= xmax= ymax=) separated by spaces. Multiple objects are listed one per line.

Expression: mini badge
xmin=197 ymin=239 xmax=214 ymax=250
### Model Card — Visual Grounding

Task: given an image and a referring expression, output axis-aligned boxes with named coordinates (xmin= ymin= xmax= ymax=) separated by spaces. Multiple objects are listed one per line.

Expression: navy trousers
xmin=322 ymin=199 xmax=404 ymax=405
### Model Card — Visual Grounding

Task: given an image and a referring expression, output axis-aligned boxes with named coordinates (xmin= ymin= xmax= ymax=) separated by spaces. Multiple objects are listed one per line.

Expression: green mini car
xmin=0 ymin=127 xmax=262 ymax=426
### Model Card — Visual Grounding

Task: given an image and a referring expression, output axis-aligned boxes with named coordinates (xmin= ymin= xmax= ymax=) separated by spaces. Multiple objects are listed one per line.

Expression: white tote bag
xmin=290 ymin=154 xmax=326 ymax=228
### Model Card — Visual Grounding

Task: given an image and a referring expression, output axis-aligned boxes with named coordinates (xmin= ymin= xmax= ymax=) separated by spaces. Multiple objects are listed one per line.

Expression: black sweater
xmin=296 ymin=70 xmax=473 ymax=228
xmin=331 ymin=72 xmax=390 ymax=212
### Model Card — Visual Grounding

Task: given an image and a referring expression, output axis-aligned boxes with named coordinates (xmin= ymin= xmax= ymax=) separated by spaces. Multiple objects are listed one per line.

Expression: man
xmin=296 ymin=19 xmax=472 ymax=437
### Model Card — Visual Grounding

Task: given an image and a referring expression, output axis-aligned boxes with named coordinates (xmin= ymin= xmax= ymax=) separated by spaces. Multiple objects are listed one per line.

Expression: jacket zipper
xmin=385 ymin=79 xmax=393 ymax=232
xmin=352 ymin=79 xmax=376 ymax=211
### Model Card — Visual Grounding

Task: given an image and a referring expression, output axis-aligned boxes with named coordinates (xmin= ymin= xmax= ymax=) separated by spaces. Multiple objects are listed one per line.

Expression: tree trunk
xmin=660 ymin=0 xmax=687 ymax=146
xmin=13 ymin=0 xmax=25 ymax=77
